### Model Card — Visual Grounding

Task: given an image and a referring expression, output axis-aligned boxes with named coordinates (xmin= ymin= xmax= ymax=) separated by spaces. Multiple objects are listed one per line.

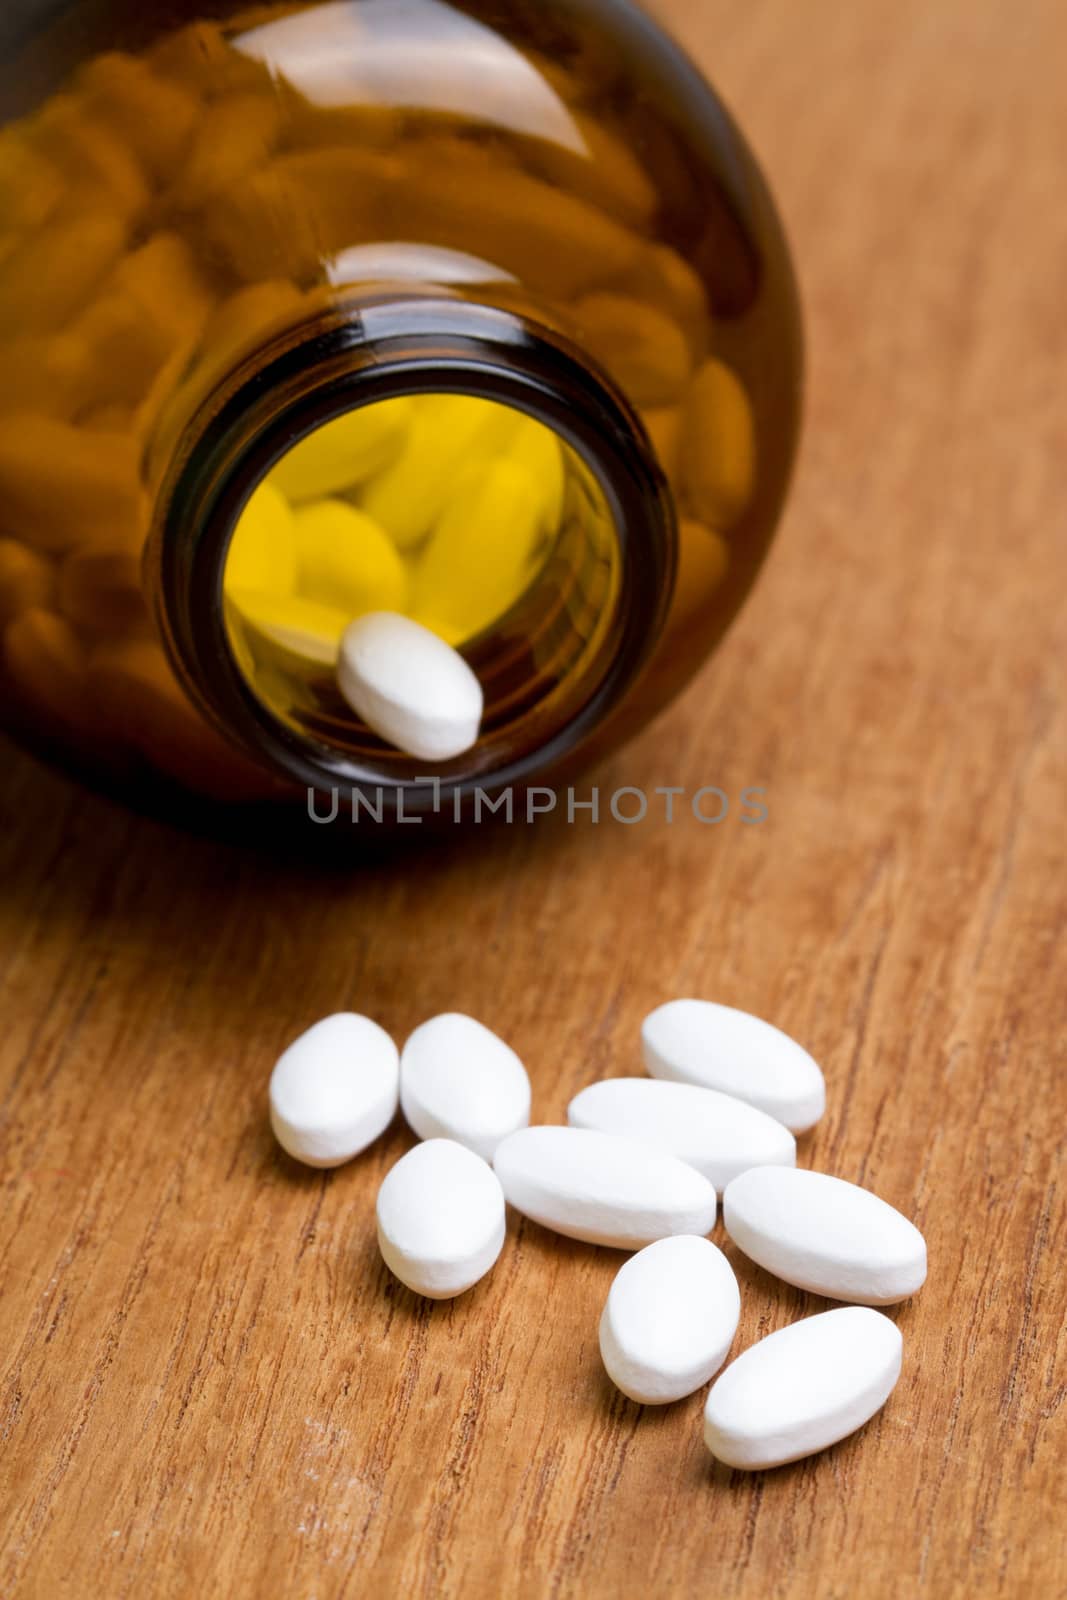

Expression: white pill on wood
xmin=401 ymin=1012 xmax=531 ymax=1161
xmin=492 ymin=1125 xmax=716 ymax=1248
xmin=336 ymin=610 xmax=483 ymax=761
xmin=269 ymin=1013 xmax=399 ymax=1168
xmin=642 ymin=999 xmax=826 ymax=1133
xmin=568 ymin=1077 xmax=795 ymax=1189
xmin=376 ymin=1137 xmax=507 ymax=1299
xmin=703 ymin=1306 xmax=903 ymax=1469
xmin=723 ymin=1166 xmax=927 ymax=1305
xmin=600 ymin=1235 xmax=740 ymax=1404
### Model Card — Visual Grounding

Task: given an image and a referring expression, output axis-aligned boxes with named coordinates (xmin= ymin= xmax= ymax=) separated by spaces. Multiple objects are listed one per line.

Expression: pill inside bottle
xmin=222 ymin=393 xmax=620 ymax=765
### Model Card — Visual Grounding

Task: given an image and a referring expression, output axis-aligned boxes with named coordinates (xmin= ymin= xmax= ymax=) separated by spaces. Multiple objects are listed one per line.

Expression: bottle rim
xmin=149 ymin=293 xmax=677 ymax=813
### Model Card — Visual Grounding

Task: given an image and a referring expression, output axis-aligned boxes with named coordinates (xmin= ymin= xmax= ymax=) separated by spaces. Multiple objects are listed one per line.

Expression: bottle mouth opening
xmin=152 ymin=296 xmax=676 ymax=807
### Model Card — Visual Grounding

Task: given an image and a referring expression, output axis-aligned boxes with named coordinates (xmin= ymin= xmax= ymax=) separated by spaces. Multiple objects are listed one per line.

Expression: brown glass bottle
xmin=0 ymin=0 xmax=802 ymax=826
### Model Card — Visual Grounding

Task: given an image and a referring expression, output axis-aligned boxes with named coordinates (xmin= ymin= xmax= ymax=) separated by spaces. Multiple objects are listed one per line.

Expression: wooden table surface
xmin=2 ymin=1 xmax=1065 ymax=1595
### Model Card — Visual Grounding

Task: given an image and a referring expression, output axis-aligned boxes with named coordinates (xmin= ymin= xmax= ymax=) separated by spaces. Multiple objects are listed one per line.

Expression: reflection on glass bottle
xmin=0 ymin=0 xmax=801 ymax=822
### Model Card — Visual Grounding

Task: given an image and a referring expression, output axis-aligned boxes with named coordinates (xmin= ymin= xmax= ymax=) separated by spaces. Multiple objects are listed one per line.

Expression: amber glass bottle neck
xmin=147 ymin=294 xmax=677 ymax=812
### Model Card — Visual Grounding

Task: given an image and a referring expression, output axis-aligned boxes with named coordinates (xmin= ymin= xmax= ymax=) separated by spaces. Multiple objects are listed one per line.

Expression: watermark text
xmin=307 ymin=782 xmax=769 ymax=828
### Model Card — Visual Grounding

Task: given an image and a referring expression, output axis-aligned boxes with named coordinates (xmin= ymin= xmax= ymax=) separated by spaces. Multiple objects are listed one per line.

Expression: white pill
xmin=568 ymin=1078 xmax=795 ymax=1189
xmin=723 ymin=1166 xmax=927 ymax=1305
xmin=376 ymin=1138 xmax=507 ymax=1299
xmin=401 ymin=1012 xmax=531 ymax=1161
xmin=270 ymin=1013 xmax=399 ymax=1168
xmin=600 ymin=1235 xmax=740 ymax=1404
xmin=703 ymin=1306 xmax=903 ymax=1469
xmin=336 ymin=611 xmax=483 ymax=762
xmin=642 ymin=999 xmax=826 ymax=1133
xmin=492 ymin=1125 xmax=716 ymax=1248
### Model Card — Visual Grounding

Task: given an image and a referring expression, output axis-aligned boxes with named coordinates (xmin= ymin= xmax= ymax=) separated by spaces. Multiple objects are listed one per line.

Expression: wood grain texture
xmin=1 ymin=1 xmax=1065 ymax=1594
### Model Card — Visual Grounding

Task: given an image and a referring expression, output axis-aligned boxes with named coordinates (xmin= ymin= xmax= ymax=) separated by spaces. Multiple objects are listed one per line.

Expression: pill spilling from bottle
xmin=400 ymin=1012 xmax=531 ymax=1161
xmin=723 ymin=1164 xmax=928 ymax=1305
xmin=376 ymin=1138 xmax=507 ymax=1300
xmin=600 ymin=1235 xmax=741 ymax=1404
xmin=494 ymin=1124 xmax=719 ymax=1248
xmin=269 ymin=1012 xmax=400 ymax=1168
xmin=266 ymin=996 xmax=926 ymax=1471
xmin=703 ymin=1307 xmax=904 ymax=1470
xmin=335 ymin=611 xmax=485 ymax=762
xmin=642 ymin=998 xmax=827 ymax=1132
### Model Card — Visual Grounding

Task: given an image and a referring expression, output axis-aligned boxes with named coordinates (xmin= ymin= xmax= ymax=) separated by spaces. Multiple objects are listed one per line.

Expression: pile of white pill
xmin=268 ymin=998 xmax=926 ymax=1472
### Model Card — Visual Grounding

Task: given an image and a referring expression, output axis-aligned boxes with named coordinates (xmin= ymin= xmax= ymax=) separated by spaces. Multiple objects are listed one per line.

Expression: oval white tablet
xmin=376 ymin=1138 xmax=506 ymax=1299
xmin=600 ymin=1235 xmax=741 ymax=1404
xmin=269 ymin=1013 xmax=399 ymax=1168
xmin=642 ymin=999 xmax=826 ymax=1133
xmin=723 ymin=1166 xmax=927 ymax=1305
xmin=704 ymin=1306 xmax=903 ymax=1469
xmin=492 ymin=1126 xmax=716 ymax=1248
xmin=401 ymin=1012 xmax=531 ymax=1161
xmin=336 ymin=611 xmax=483 ymax=761
xmin=568 ymin=1078 xmax=795 ymax=1189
